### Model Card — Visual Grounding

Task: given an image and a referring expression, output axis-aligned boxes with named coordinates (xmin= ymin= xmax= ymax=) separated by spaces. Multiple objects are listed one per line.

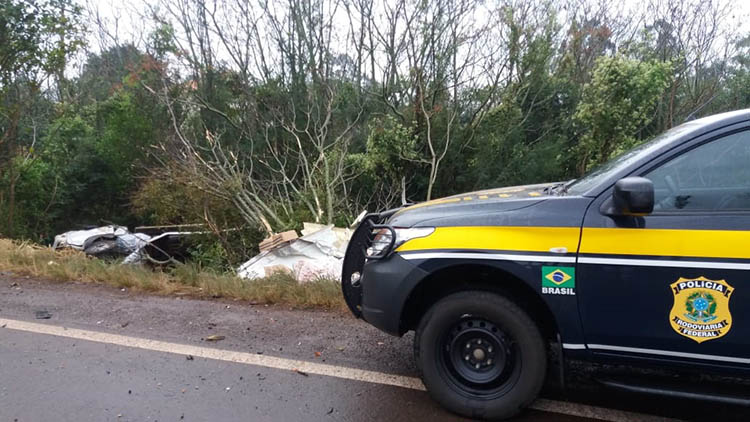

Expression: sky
xmin=74 ymin=0 xmax=750 ymax=78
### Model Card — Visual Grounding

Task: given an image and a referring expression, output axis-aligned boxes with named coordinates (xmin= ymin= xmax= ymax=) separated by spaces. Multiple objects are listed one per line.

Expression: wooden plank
xmin=259 ymin=230 xmax=298 ymax=252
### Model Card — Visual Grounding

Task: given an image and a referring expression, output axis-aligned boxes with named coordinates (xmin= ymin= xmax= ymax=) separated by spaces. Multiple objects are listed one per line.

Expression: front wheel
xmin=414 ymin=291 xmax=547 ymax=420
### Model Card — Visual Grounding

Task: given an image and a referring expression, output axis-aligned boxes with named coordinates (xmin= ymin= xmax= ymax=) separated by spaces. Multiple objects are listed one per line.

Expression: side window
xmin=644 ymin=131 xmax=750 ymax=211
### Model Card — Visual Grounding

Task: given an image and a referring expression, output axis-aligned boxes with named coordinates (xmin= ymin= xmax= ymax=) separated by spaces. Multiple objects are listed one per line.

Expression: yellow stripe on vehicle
xmin=396 ymin=226 xmax=580 ymax=253
xmin=581 ymin=227 xmax=750 ymax=259
xmin=396 ymin=225 xmax=750 ymax=261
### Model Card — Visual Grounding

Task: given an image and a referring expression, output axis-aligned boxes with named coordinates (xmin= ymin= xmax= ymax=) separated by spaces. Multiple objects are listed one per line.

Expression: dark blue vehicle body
xmin=342 ymin=109 xmax=750 ymax=379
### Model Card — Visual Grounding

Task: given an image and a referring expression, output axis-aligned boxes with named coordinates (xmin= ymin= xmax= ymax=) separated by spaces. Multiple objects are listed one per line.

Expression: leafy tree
xmin=0 ymin=0 xmax=83 ymax=236
xmin=354 ymin=115 xmax=419 ymax=206
xmin=573 ymin=56 xmax=673 ymax=174
xmin=711 ymin=34 xmax=750 ymax=113
xmin=1 ymin=0 xmax=748 ymax=257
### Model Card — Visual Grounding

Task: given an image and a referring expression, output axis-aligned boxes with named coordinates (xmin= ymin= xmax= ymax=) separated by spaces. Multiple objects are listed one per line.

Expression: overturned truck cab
xmin=342 ymin=109 xmax=750 ymax=420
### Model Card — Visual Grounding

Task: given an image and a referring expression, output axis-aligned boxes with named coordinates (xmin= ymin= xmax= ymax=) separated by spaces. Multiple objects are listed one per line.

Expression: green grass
xmin=0 ymin=238 xmax=346 ymax=311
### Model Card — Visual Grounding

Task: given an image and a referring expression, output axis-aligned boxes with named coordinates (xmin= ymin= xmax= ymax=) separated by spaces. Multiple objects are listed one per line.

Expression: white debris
xmin=237 ymin=224 xmax=352 ymax=282
xmin=53 ymin=225 xmax=154 ymax=264
xmin=52 ymin=225 xmax=132 ymax=251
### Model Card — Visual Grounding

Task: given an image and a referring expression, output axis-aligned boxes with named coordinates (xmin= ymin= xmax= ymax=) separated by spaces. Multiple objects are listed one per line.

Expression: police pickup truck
xmin=342 ymin=109 xmax=750 ymax=420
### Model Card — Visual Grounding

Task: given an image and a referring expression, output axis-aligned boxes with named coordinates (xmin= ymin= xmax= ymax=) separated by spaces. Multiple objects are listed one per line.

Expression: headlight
xmin=366 ymin=228 xmax=394 ymax=258
xmin=366 ymin=227 xmax=435 ymax=258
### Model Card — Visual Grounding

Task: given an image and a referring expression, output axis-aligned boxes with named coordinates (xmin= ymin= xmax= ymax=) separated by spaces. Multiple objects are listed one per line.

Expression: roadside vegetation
xmin=0 ymin=238 xmax=346 ymax=310
xmin=1 ymin=0 xmax=749 ymax=272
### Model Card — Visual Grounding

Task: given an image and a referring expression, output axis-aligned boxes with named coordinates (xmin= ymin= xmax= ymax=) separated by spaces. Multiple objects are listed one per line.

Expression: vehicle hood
xmin=388 ymin=183 xmax=556 ymax=227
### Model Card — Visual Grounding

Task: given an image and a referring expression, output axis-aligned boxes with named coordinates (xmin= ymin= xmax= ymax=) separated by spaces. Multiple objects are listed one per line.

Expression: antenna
xmin=684 ymin=94 xmax=719 ymax=122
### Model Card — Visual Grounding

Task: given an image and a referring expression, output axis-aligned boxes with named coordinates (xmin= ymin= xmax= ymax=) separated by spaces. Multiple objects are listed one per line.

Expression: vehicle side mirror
xmin=605 ymin=177 xmax=654 ymax=216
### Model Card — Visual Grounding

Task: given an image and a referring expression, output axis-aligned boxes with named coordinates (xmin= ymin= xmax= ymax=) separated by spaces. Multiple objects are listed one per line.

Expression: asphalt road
xmin=0 ymin=274 xmax=748 ymax=422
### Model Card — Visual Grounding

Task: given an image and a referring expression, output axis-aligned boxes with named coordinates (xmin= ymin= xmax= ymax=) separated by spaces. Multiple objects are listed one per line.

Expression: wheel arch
xmin=399 ymin=262 xmax=560 ymax=340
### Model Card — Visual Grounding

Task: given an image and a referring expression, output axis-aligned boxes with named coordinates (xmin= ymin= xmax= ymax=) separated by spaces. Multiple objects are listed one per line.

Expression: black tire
xmin=414 ymin=291 xmax=546 ymax=420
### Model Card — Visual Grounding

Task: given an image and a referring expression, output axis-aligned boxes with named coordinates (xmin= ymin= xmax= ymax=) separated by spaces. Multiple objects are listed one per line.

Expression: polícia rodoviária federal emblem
xmin=669 ymin=277 xmax=733 ymax=343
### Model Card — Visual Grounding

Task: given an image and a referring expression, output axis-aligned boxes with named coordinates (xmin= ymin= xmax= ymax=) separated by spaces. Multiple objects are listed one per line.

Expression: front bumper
xmin=360 ymin=253 xmax=429 ymax=335
xmin=341 ymin=211 xmax=428 ymax=335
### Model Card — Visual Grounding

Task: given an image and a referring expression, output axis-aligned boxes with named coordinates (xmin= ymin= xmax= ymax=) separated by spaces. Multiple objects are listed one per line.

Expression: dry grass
xmin=0 ymin=238 xmax=347 ymax=311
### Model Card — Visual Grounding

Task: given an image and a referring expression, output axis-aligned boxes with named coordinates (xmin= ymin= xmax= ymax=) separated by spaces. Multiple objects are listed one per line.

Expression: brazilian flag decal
xmin=542 ymin=266 xmax=575 ymax=288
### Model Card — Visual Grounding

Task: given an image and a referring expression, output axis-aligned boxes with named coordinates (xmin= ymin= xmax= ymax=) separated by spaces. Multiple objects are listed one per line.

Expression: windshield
xmin=566 ymin=124 xmax=696 ymax=195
